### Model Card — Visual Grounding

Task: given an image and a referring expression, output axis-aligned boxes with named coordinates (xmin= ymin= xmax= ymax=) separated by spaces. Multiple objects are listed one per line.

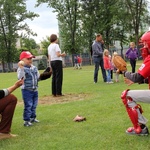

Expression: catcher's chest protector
xmin=121 ymin=90 xmax=142 ymax=134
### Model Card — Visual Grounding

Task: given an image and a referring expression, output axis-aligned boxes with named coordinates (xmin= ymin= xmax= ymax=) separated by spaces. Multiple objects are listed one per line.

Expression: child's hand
xmin=18 ymin=61 xmax=24 ymax=68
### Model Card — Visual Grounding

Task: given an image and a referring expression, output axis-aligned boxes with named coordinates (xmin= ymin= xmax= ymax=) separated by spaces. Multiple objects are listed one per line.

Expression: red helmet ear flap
xmin=140 ymin=47 xmax=149 ymax=60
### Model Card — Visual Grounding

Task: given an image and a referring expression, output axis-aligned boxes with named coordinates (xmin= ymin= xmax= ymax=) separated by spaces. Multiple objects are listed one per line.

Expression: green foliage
xmin=37 ymin=0 xmax=82 ymax=54
xmin=0 ymin=0 xmax=39 ymax=70
xmin=124 ymin=0 xmax=148 ymax=45
xmin=38 ymin=60 xmax=45 ymax=70
xmin=21 ymin=37 xmax=39 ymax=50
xmin=37 ymin=0 xmax=150 ymax=56
xmin=40 ymin=36 xmax=50 ymax=56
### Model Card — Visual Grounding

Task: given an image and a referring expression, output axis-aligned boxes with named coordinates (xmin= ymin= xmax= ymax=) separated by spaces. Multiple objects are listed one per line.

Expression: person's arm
xmin=125 ymin=49 xmax=130 ymax=58
xmin=96 ymin=45 xmax=103 ymax=56
xmin=54 ymin=44 xmax=66 ymax=57
xmin=92 ymin=43 xmax=103 ymax=56
xmin=0 ymin=79 xmax=23 ymax=99
xmin=124 ymin=72 xmax=144 ymax=83
xmin=7 ymin=79 xmax=23 ymax=93
xmin=56 ymin=51 xmax=66 ymax=57
xmin=17 ymin=61 xmax=25 ymax=80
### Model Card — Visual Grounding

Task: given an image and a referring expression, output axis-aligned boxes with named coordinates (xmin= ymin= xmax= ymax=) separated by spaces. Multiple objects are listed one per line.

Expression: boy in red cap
xmin=17 ymin=51 xmax=40 ymax=127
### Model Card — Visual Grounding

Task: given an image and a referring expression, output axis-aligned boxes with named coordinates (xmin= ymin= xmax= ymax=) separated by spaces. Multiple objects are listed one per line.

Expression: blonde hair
xmin=103 ymin=49 xmax=109 ymax=56
xmin=113 ymin=52 xmax=118 ymax=56
xmin=130 ymin=42 xmax=135 ymax=47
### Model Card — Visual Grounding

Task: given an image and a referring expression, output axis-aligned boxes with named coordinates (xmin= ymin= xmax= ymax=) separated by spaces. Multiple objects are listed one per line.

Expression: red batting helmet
xmin=140 ymin=31 xmax=150 ymax=59
xmin=141 ymin=31 xmax=150 ymax=49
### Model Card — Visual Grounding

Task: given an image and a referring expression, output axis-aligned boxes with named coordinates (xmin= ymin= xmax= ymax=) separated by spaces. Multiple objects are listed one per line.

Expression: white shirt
xmin=48 ymin=43 xmax=62 ymax=61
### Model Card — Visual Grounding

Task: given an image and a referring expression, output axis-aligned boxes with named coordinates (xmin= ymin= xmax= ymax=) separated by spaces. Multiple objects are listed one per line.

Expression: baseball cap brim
xmin=19 ymin=51 xmax=35 ymax=60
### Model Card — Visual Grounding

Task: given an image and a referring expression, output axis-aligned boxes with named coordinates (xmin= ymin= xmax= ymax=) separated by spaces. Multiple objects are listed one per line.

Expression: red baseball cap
xmin=19 ymin=51 xmax=35 ymax=60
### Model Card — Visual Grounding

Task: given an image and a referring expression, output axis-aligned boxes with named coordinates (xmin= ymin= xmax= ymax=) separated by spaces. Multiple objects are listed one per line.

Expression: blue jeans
xmin=93 ymin=57 xmax=107 ymax=82
xmin=22 ymin=89 xmax=38 ymax=121
xmin=106 ymin=70 xmax=111 ymax=82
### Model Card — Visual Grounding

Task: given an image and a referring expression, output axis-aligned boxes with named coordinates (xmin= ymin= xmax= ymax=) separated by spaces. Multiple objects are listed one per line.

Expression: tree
xmin=21 ymin=37 xmax=39 ymax=50
xmin=40 ymin=36 xmax=50 ymax=57
xmin=79 ymin=0 xmax=103 ymax=64
xmin=37 ymin=0 xmax=150 ymax=59
xmin=0 ymin=0 xmax=38 ymax=71
xmin=125 ymin=0 xmax=148 ymax=46
xmin=37 ymin=0 xmax=80 ymax=54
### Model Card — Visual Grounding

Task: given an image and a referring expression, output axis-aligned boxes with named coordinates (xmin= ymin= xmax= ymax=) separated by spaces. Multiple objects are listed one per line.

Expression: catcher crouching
xmin=121 ymin=31 xmax=150 ymax=136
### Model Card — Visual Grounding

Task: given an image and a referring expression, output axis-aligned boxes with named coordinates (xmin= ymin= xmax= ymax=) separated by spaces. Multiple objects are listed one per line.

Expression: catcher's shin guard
xmin=121 ymin=89 xmax=143 ymax=134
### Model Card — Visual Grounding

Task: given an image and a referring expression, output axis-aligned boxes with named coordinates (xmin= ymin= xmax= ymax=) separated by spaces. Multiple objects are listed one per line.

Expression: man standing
xmin=92 ymin=34 xmax=106 ymax=83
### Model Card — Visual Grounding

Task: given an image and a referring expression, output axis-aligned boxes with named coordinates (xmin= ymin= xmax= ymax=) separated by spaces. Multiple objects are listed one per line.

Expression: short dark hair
xmin=96 ymin=33 xmax=102 ymax=37
xmin=50 ymin=34 xmax=57 ymax=43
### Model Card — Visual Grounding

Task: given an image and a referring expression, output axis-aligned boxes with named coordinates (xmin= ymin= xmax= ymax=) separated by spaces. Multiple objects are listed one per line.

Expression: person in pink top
xmin=103 ymin=49 xmax=113 ymax=83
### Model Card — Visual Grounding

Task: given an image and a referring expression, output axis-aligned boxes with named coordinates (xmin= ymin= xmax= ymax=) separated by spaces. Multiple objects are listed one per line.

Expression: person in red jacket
xmin=0 ymin=79 xmax=23 ymax=140
xmin=121 ymin=31 xmax=150 ymax=136
xmin=77 ymin=55 xmax=82 ymax=69
xmin=103 ymin=49 xmax=113 ymax=83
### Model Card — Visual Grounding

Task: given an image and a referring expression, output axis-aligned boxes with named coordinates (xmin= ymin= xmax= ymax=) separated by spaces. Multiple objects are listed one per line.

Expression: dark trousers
xmin=110 ymin=70 xmax=113 ymax=80
xmin=130 ymin=59 xmax=136 ymax=73
xmin=93 ymin=57 xmax=107 ymax=82
xmin=51 ymin=60 xmax=63 ymax=95
xmin=0 ymin=94 xmax=17 ymax=133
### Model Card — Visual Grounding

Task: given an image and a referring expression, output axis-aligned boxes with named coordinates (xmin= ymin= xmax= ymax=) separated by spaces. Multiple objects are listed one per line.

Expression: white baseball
xmin=19 ymin=60 xmax=25 ymax=66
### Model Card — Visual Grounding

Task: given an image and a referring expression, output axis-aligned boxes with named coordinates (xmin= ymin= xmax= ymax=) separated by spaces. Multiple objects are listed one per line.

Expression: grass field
xmin=1 ymin=61 xmax=150 ymax=150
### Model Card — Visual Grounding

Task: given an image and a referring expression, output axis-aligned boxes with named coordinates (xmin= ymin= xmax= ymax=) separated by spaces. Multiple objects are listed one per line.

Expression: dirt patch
xmin=17 ymin=93 xmax=89 ymax=105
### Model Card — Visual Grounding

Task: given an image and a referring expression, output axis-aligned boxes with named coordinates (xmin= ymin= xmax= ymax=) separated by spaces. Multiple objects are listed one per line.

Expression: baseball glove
xmin=39 ymin=67 xmax=52 ymax=80
xmin=112 ymin=55 xmax=127 ymax=72
xmin=73 ymin=115 xmax=86 ymax=122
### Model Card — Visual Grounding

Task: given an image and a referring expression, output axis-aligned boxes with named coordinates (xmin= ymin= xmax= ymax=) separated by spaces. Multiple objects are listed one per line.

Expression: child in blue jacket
xmin=17 ymin=51 xmax=40 ymax=127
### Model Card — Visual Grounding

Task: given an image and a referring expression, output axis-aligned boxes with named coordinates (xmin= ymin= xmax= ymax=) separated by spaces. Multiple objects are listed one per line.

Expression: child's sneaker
xmin=30 ymin=118 xmax=40 ymax=123
xmin=24 ymin=121 xmax=33 ymax=127
xmin=109 ymin=81 xmax=114 ymax=84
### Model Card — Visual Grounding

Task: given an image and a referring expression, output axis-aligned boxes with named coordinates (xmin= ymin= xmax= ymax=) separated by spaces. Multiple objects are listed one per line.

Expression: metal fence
xmin=63 ymin=53 xmax=92 ymax=67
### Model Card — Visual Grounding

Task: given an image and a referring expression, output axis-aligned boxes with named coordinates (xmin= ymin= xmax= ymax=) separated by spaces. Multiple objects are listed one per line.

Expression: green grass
xmin=1 ymin=60 xmax=150 ymax=150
